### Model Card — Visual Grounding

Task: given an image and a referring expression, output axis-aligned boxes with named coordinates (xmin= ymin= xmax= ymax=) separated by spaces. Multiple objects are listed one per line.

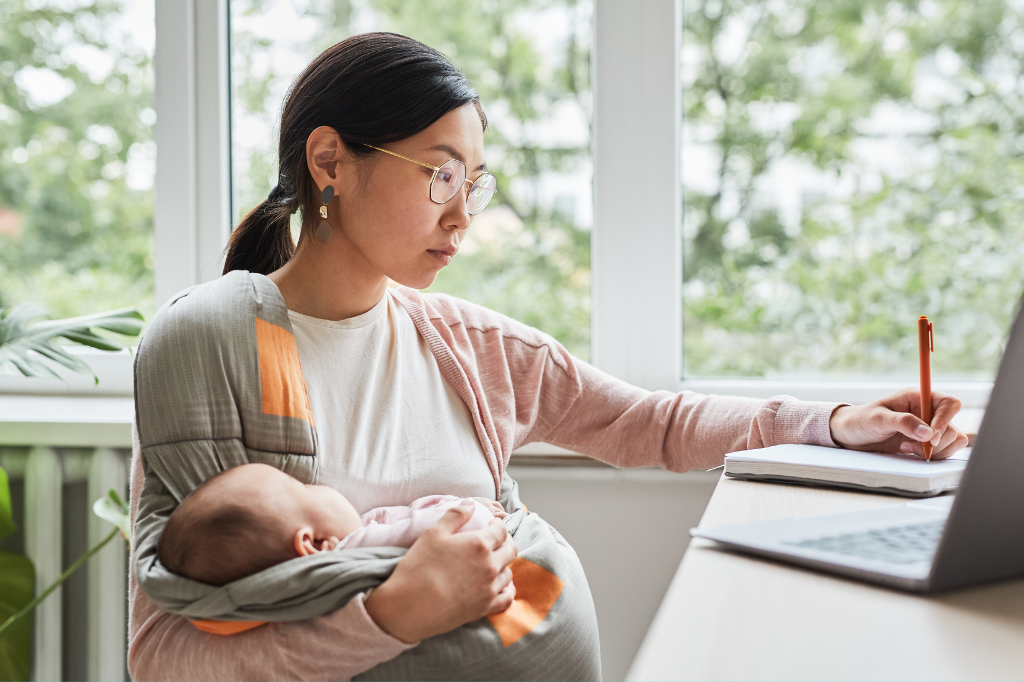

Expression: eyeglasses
xmin=363 ymin=144 xmax=497 ymax=216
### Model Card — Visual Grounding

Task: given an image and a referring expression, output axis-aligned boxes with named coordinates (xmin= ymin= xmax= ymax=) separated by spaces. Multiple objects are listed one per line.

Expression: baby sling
xmin=132 ymin=271 xmax=602 ymax=681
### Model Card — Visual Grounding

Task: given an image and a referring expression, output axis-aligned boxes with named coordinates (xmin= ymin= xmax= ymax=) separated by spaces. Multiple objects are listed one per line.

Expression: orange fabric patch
xmin=486 ymin=557 xmax=564 ymax=647
xmin=255 ymin=318 xmax=313 ymax=423
xmin=190 ymin=619 xmax=266 ymax=635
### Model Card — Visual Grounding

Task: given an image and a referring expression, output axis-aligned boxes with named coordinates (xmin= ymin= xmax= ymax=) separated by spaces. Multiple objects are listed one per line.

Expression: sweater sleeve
xmin=457 ymin=308 xmax=843 ymax=472
xmin=541 ymin=356 xmax=844 ymax=471
xmin=127 ymin=444 xmax=414 ymax=682
xmin=395 ymin=288 xmax=847 ymax=481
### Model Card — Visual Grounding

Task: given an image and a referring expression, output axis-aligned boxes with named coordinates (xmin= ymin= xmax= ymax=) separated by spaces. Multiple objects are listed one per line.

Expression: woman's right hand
xmin=363 ymin=501 xmax=518 ymax=643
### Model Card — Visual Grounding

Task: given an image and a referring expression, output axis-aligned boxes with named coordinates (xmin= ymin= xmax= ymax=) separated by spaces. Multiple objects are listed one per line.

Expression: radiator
xmin=0 ymin=446 xmax=129 ymax=682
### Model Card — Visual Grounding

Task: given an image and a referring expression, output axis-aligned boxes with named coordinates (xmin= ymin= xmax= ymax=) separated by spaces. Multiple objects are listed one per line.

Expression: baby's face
xmin=223 ymin=464 xmax=362 ymax=552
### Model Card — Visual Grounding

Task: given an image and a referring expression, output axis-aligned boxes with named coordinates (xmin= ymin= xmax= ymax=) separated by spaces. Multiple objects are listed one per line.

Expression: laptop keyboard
xmin=785 ymin=520 xmax=945 ymax=564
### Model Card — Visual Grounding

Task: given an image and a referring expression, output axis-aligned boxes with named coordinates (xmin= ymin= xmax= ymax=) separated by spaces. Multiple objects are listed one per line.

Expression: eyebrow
xmin=426 ymin=144 xmax=487 ymax=172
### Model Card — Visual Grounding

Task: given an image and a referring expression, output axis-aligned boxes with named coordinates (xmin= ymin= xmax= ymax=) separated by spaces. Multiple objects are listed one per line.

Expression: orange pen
xmin=918 ymin=316 xmax=934 ymax=460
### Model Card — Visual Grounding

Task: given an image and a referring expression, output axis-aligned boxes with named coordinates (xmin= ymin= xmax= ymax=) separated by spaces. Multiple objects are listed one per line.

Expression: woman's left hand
xmin=829 ymin=387 xmax=969 ymax=459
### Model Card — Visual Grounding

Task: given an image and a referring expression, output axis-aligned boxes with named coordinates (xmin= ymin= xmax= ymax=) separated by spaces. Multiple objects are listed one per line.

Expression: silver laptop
xmin=690 ymin=299 xmax=1024 ymax=593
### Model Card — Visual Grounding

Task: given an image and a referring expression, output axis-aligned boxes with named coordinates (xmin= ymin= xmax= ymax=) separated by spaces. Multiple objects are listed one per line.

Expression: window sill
xmin=678 ymin=378 xmax=992 ymax=409
xmin=0 ymin=348 xmax=134 ymax=396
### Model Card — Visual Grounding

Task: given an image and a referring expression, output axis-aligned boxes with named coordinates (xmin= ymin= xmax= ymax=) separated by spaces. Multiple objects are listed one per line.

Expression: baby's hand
xmin=472 ymin=497 xmax=508 ymax=519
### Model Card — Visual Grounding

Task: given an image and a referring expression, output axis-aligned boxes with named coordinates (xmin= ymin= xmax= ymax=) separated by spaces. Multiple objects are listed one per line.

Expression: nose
xmin=441 ymin=184 xmax=472 ymax=232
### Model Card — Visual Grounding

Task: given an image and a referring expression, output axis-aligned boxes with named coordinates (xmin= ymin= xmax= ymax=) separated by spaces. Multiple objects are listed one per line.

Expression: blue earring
xmin=316 ymin=185 xmax=335 ymax=243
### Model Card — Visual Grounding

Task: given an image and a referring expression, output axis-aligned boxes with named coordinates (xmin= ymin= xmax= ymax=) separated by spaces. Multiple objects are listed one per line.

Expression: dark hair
xmin=223 ymin=32 xmax=487 ymax=275
xmin=158 ymin=471 xmax=293 ymax=585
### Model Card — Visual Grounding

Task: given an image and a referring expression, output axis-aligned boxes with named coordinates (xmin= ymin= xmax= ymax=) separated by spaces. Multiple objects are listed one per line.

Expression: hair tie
xmin=267 ymin=184 xmax=287 ymax=202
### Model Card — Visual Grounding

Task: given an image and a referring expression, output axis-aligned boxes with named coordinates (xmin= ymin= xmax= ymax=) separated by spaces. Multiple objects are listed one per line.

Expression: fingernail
xmin=900 ymin=442 xmax=913 ymax=454
xmin=931 ymin=431 xmax=943 ymax=446
xmin=459 ymin=498 xmax=475 ymax=507
xmin=915 ymin=425 xmax=932 ymax=438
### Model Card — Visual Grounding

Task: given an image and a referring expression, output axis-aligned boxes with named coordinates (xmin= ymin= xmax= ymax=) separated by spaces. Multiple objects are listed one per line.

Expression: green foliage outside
xmin=232 ymin=0 xmax=593 ymax=358
xmin=0 ymin=0 xmax=155 ymax=322
xmin=683 ymin=0 xmax=1024 ymax=379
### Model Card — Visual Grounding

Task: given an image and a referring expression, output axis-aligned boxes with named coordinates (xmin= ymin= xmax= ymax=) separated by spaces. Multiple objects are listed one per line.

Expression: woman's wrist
xmin=829 ymin=404 xmax=854 ymax=448
xmin=363 ymin=580 xmax=421 ymax=645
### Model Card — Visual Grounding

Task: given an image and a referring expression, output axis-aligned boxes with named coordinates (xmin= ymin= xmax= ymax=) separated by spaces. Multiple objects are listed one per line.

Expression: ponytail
xmin=222 ymin=185 xmax=297 ymax=275
xmin=222 ymin=32 xmax=484 ymax=275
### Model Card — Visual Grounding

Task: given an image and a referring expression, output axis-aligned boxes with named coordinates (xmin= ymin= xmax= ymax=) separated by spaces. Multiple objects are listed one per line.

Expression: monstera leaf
xmin=0 ymin=467 xmax=34 ymax=682
xmin=0 ymin=304 xmax=144 ymax=384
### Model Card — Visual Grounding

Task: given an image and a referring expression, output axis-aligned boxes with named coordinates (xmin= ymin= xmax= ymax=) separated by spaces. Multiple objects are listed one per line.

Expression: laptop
xmin=690 ymin=299 xmax=1024 ymax=593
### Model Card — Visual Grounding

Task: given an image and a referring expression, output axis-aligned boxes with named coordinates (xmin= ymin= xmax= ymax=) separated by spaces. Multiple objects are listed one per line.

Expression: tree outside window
xmin=0 ymin=0 xmax=155 ymax=321
xmin=683 ymin=0 xmax=1024 ymax=380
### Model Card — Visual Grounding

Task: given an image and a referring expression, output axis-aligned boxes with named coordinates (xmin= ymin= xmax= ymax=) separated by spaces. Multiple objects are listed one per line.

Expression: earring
xmin=316 ymin=185 xmax=335 ymax=243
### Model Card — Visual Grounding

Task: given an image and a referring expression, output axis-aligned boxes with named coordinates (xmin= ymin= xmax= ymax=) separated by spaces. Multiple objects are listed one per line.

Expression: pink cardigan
xmin=128 ymin=287 xmax=841 ymax=681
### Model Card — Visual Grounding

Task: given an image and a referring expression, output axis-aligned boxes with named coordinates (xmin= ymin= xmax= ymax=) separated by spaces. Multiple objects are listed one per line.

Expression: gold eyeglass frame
xmin=362 ymin=143 xmax=496 ymax=215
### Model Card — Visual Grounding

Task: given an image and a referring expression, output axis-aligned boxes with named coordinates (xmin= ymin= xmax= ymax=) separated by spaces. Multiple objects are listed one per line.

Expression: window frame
xmin=154 ymin=0 xmax=231 ymax=306
xmin=0 ymin=0 xmax=994 ymax=410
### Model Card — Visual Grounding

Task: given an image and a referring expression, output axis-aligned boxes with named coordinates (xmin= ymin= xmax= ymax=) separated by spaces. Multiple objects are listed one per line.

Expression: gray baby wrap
xmin=133 ymin=271 xmax=601 ymax=681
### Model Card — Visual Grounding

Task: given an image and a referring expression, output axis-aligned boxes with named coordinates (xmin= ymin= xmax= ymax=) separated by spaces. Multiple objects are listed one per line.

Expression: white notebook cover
xmin=724 ymin=444 xmax=969 ymax=497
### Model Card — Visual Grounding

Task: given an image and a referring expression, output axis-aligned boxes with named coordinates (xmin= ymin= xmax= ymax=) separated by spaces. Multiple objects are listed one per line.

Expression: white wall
xmin=507 ymin=465 xmax=719 ymax=682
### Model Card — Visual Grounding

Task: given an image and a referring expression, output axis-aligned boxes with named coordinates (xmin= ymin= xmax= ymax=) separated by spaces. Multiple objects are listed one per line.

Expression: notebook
xmin=724 ymin=444 xmax=970 ymax=498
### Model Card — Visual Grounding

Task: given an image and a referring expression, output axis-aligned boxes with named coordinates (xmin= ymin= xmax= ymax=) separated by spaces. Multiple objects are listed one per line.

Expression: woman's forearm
xmin=530 ymin=347 xmax=841 ymax=471
xmin=128 ymin=568 xmax=412 ymax=681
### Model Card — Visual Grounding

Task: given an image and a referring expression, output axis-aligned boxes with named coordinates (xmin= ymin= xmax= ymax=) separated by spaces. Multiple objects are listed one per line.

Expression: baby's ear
xmin=294 ymin=527 xmax=320 ymax=556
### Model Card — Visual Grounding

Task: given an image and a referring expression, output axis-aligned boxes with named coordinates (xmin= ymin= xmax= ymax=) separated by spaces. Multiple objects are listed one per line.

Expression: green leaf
xmin=93 ymin=489 xmax=130 ymax=539
xmin=0 ymin=552 xmax=34 ymax=682
xmin=0 ymin=469 xmax=15 ymax=542
xmin=57 ymin=330 xmax=124 ymax=352
xmin=0 ymin=305 xmax=145 ymax=384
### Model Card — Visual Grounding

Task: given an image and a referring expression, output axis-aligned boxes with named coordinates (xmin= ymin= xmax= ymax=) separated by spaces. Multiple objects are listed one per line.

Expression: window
xmin=681 ymin=0 xmax=1024 ymax=381
xmin=4 ymin=1 xmax=1004 ymax=405
xmin=230 ymin=0 xmax=594 ymax=358
xmin=0 ymin=0 xmax=155 ymax=321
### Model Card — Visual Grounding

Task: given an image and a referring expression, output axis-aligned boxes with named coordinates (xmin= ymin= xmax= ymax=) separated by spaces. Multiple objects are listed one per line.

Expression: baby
xmin=158 ymin=463 xmax=506 ymax=586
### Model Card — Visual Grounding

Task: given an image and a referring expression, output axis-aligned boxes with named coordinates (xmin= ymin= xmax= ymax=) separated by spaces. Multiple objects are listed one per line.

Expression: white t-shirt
xmin=288 ymin=290 xmax=495 ymax=514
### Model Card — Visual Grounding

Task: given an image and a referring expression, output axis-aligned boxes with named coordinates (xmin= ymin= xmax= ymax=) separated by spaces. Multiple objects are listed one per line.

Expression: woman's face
xmin=334 ymin=103 xmax=487 ymax=289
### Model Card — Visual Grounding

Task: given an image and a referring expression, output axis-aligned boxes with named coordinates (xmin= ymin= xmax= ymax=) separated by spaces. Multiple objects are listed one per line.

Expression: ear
xmin=305 ymin=126 xmax=344 ymax=193
xmin=293 ymin=527 xmax=321 ymax=557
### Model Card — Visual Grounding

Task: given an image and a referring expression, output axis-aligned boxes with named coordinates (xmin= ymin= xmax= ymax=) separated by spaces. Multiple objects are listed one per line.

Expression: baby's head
xmin=158 ymin=463 xmax=361 ymax=585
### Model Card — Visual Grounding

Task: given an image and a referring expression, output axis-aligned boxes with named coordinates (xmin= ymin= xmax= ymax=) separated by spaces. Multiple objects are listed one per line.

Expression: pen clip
xmin=928 ymin=321 xmax=934 ymax=352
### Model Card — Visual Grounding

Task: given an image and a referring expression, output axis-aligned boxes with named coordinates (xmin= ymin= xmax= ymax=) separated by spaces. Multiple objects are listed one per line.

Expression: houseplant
xmin=0 ymin=303 xmax=143 ymax=680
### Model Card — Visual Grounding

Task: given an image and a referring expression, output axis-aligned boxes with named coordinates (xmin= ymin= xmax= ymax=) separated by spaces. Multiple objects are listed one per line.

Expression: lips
xmin=427 ymin=245 xmax=457 ymax=266
xmin=428 ymin=245 xmax=458 ymax=257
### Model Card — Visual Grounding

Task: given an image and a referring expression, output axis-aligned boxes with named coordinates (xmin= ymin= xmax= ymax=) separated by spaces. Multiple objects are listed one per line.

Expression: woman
xmin=127 ymin=32 xmax=967 ymax=680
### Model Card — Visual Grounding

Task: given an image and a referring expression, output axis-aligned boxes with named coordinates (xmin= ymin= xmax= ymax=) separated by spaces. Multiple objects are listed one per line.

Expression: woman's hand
xmin=363 ymin=501 xmax=518 ymax=644
xmin=829 ymin=387 xmax=969 ymax=459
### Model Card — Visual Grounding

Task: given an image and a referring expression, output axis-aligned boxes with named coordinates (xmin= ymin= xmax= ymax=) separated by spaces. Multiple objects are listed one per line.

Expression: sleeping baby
xmin=157 ymin=463 xmax=506 ymax=586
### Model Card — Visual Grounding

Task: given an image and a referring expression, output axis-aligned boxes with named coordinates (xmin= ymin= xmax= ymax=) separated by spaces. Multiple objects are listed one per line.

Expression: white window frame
xmin=0 ymin=0 xmax=993 ymax=410
xmin=154 ymin=0 xmax=232 ymax=304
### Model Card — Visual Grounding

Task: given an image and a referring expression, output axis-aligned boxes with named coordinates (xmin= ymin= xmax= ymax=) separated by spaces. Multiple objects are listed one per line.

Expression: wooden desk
xmin=628 ymin=476 xmax=1024 ymax=681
